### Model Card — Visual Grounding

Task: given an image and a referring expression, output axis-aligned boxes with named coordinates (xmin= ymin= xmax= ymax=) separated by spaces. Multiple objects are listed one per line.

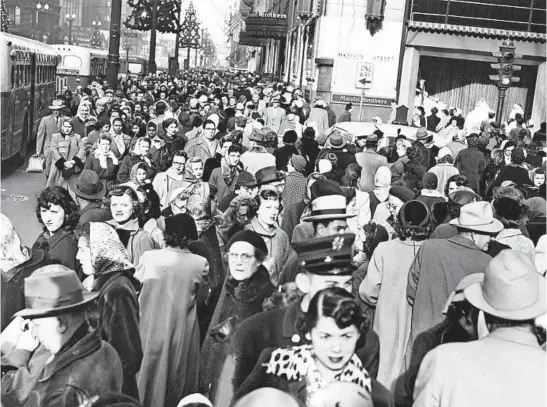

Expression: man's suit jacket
xmin=36 ymin=114 xmax=67 ymax=155
xmin=264 ymin=107 xmax=286 ymax=133
xmin=413 ymin=327 xmax=546 ymax=407
xmin=184 ymin=135 xmax=219 ymax=162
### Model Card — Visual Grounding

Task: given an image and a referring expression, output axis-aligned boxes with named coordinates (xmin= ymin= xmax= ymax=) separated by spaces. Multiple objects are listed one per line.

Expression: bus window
xmin=10 ymin=66 xmax=15 ymax=89
xmin=37 ymin=66 xmax=42 ymax=83
xmin=63 ymin=55 xmax=82 ymax=69
xmin=15 ymin=66 xmax=21 ymax=87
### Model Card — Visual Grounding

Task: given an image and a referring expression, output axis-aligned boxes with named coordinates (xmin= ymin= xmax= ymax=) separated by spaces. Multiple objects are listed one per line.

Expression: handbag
xmin=26 ymin=155 xmax=45 ymax=173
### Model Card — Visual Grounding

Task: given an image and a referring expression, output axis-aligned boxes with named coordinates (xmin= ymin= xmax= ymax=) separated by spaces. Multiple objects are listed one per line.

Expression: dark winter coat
xmin=486 ymin=165 xmax=533 ymax=200
xmin=274 ymin=145 xmax=299 ymax=172
xmin=235 ymin=347 xmax=393 ymax=407
xmin=230 ymin=301 xmax=381 ymax=392
xmin=1 ymin=327 xmax=123 ymax=407
xmin=78 ymin=202 xmax=112 ymax=226
xmin=93 ymin=270 xmax=142 ymax=399
xmin=32 ymin=228 xmax=79 ymax=278
xmin=198 ymin=266 xmax=275 ymax=402
xmin=454 ymin=147 xmax=486 ymax=192
xmin=280 ymin=201 xmax=307 ymax=242
xmin=84 ymin=155 xmax=119 ymax=189
xmin=117 ymin=154 xmax=156 ymax=184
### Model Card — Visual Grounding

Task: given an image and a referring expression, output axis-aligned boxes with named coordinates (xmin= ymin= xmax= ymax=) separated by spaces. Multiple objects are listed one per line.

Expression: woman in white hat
xmin=429 ymin=147 xmax=460 ymax=196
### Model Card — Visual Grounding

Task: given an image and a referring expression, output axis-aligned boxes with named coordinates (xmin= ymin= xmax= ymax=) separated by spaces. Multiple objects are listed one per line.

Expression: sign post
xmin=356 ymin=62 xmax=373 ymax=121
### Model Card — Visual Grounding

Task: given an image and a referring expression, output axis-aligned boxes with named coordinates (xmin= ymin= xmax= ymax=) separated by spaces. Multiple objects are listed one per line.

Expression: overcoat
xmin=413 ymin=328 xmax=546 ymax=407
xmin=136 ymin=247 xmax=209 ymax=407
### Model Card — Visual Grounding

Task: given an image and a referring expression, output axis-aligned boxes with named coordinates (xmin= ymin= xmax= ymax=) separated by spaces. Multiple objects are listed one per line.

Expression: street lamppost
xmin=123 ymin=38 xmax=131 ymax=77
xmin=91 ymin=19 xmax=103 ymax=47
xmin=65 ymin=13 xmax=76 ymax=45
xmin=33 ymin=1 xmax=49 ymax=40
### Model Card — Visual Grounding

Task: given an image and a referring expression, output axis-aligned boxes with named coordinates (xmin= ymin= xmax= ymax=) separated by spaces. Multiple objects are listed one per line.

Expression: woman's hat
xmin=493 ymin=197 xmax=523 ymax=221
xmin=255 ymin=166 xmax=285 ymax=185
xmin=289 ymin=155 xmax=307 ymax=172
xmin=165 ymin=213 xmax=198 ymax=241
xmin=15 ymin=265 xmax=99 ymax=319
xmin=389 ymin=186 xmax=416 ymax=203
xmin=449 ymin=201 xmax=503 ymax=234
xmin=436 ymin=147 xmax=452 ymax=160
xmin=236 ymin=171 xmax=257 ymax=187
xmin=49 ymin=99 xmax=65 ymax=110
xmin=464 ymin=250 xmax=546 ymax=320
xmin=398 ymin=200 xmax=430 ymax=228
xmin=69 ymin=170 xmax=106 ymax=201
xmin=227 ymin=229 xmax=268 ymax=255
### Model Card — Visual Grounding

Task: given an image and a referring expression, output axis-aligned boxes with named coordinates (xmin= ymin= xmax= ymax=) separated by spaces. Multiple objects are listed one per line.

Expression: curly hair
xmin=492 ymin=186 xmax=527 ymax=228
xmin=36 ymin=187 xmax=79 ymax=231
xmin=254 ymin=188 xmax=282 ymax=210
xmin=164 ymin=230 xmax=193 ymax=249
xmin=103 ymin=185 xmax=141 ymax=220
xmin=296 ymin=287 xmax=369 ymax=347
xmin=445 ymin=174 xmax=469 ymax=198
xmin=341 ymin=163 xmax=362 ymax=188
xmin=361 ymin=222 xmax=389 ymax=257
xmin=437 ymin=154 xmax=454 ymax=164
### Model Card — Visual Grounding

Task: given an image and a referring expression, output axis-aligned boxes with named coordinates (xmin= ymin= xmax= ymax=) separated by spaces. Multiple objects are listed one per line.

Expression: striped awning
xmin=408 ymin=21 xmax=547 ymax=43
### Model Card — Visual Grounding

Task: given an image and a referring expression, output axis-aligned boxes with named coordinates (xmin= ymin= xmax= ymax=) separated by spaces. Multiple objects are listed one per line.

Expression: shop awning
xmin=238 ymin=31 xmax=268 ymax=46
xmin=243 ymin=13 xmax=288 ymax=40
xmin=408 ymin=21 xmax=547 ymax=43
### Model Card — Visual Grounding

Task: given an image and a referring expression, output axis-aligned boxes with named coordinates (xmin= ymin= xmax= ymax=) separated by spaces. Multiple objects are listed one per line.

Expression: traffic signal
xmin=490 ymin=40 xmax=521 ymax=87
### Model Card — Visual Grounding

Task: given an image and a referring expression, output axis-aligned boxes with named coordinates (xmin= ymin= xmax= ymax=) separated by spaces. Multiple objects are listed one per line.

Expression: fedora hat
xmin=449 ymin=201 xmax=503 ymax=234
xmin=49 ymin=99 xmax=65 ymax=110
xmin=255 ymin=166 xmax=285 ymax=186
xmin=236 ymin=171 xmax=257 ymax=188
xmin=442 ymin=273 xmax=484 ymax=315
xmin=69 ymin=169 xmax=106 ymax=200
xmin=415 ymin=127 xmax=429 ymax=140
xmin=15 ymin=265 xmax=99 ymax=319
xmin=329 ymin=133 xmax=346 ymax=149
xmin=464 ymin=250 xmax=546 ymax=320
xmin=302 ymin=194 xmax=353 ymax=222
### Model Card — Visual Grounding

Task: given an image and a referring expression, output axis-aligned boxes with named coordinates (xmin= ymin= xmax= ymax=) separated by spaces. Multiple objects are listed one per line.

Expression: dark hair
xmin=146 ymin=121 xmax=157 ymax=130
xmin=444 ymin=174 xmax=469 ymax=198
xmin=36 ymin=187 xmax=80 ymax=231
xmin=155 ymin=101 xmax=167 ymax=115
xmin=231 ymin=130 xmax=244 ymax=143
xmin=235 ymin=116 xmax=247 ymax=128
xmin=511 ymin=148 xmax=525 ymax=165
xmin=345 ymin=103 xmax=352 ymax=111
xmin=203 ymin=119 xmax=216 ymax=129
xmin=437 ymin=154 xmax=454 ymax=164
xmin=341 ymin=163 xmax=361 ymax=188
xmin=283 ymin=130 xmax=298 ymax=144
xmin=515 ymin=113 xmax=524 ymax=125
xmin=112 ymin=117 xmax=123 ymax=126
xmin=98 ymin=133 xmax=112 ymax=143
xmin=220 ymin=135 xmax=234 ymax=147
xmin=365 ymin=140 xmax=378 ymax=150
xmin=171 ymin=150 xmax=188 ymax=163
xmin=191 ymin=115 xmax=203 ymax=129
xmin=303 ymin=127 xmax=316 ymax=139
xmin=139 ymin=184 xmax=162 ymax=222
xmin=164 ymin=227 xmax=193 ymax=249
xmin=361 ymin=222 xmax=389 ymax=257
xmin=95 ymin=118 xmax=110 ymax=131
xmin=254 ymin=189 xmax=282 ymax=213
xmin=74 ymin=221 xmax=91 ymax=242
xmin=103 ymin=185 xmax=141 ymax=219
xmin=298 ymin=287 xmax=368 ymax=341
xmin=446 ymin=299 xmax=478 ymax=323
xmin=137 ymin=137 xmax=151 ymax=147
xmin=484 ymin=311 xmax=533 ymax=328
xmin=228 ymin=144 xmax=242 ymax=155
xmin=162 ymin=117 xmax=178 ymax=131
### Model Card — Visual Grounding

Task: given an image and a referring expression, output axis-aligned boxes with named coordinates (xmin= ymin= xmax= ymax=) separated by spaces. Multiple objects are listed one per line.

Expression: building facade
xmin=6 ymin=0 xmax=62 ymax=43
xmin=398 ymin=0 xmax=546 ymax=124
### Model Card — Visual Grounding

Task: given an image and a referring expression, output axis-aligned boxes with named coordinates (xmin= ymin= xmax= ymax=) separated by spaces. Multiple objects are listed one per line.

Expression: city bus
xmin=0 ymin=32 xmax=60 ymax=163
xmin=53 ymin=44 xmax=108 ymax=91
xmin=120 ymin=56 xmax=147 ymax=77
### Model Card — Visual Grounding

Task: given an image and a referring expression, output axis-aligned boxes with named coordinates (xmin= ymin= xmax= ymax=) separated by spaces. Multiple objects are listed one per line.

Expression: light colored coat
xmin=428 ymin=163 xmax=460 ymax=196
xmin=136 ymin=247 xmax=210 ymax=407
xmin=184 ymin=135 xmax=219 ymax=162
xmin=360 ymin=239 xmax=423 ymax=393
xmin=263 ymin=106 xmax=286 ymax=133
xmin=413 ymin=327 xmax=546 ymax=407
xmin=45 ymin=132 xmax=86 ymax=188
xmin=36 ymin=113 xmax=66 ymax=155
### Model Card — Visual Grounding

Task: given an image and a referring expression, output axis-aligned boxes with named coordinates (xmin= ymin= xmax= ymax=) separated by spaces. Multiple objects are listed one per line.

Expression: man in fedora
xmin=255 ymin=166 xmax=286 ymax=196
xmin=230 ymin=234 xmax=381 ymax=394
xmin=1 ymin=265 xmax=124 ymax=406
xmin=217 ymin=171 xmax=258 ymax=212
xmin=414 ymin=127 xmax=436 ymax=169
xmin=36 ymin=99 xmax=68 ymax=175
xmin=68 ymin=170 xmax=112 ymax=226
xmin=355 ymin=133 xmax=388 ymax=192
xmin=316 ymin=132 xmax=357 ymax=184
xmin=413 ymin=250 xmax=546 ymax=407
xmin=406 ymin=201 xmax=504 ymax=361
xmin=240 ymin=129 xmax=276 ymax=175
xmin=279 ymin=179 xmax=352 ymax=285
xmin=263 ymin=97 xmax=286 ymax=134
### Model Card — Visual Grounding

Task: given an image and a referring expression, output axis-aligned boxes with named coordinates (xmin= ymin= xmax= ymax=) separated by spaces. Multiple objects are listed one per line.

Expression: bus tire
xmin=19 ymin=114 xmax=29 ymax=159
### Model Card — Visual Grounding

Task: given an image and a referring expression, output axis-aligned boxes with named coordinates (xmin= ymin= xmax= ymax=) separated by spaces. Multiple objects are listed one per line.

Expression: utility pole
xmin=173 ymin=0 xmax=182 ymax=73
xmin=148 ymin=0 xmax=157 ymax=74
xmin=106 ymin=0 xmax=122 ymax=90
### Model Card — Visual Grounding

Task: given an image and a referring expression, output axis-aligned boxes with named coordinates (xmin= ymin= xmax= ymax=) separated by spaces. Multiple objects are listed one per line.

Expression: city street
xmin=1 ymin=156 xmax=45 ymax=247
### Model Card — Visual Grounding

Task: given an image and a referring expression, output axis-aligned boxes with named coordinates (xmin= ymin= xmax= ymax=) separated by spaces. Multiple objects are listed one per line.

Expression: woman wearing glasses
xmin=199 ymin=230 xmax=275 ymax=406
xmin=152 ymin=150 xmax=189 ymax=210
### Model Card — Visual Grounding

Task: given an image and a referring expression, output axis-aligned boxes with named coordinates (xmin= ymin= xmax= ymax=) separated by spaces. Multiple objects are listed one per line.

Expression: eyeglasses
xmin=228 ymin=252 xmax=254 ymax=263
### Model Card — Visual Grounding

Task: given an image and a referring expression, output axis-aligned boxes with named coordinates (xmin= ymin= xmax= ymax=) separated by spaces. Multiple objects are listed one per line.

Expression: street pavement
xmin=1 ymin=155 xmax=46 ymax=248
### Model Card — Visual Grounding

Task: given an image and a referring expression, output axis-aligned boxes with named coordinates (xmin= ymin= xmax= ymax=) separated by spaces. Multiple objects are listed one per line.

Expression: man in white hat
xmin=428 ymin=146 xmax=460 ymax=196
xmin=406 ymin=201 xmax=503 ymax=362
xmin=36 ymin=99 xmax=68 ymax=175
xmin=263 ymin=97 xmax=285 ymax=134
xmin=413 ymin=250 xmax=546 ymax=407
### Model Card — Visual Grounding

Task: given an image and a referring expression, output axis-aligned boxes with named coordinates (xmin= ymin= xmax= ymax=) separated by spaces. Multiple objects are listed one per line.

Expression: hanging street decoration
xmin=1 ymin=0 xmax=11 ymax=34
xmin=125 ymin=0 xmax=181 ymax=33
xmin=178 ymin=1 xmax=201 ymax=50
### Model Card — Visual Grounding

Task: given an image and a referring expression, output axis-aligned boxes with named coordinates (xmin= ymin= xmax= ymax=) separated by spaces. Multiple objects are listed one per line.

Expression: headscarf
xmin=130 ymin=162 xmax=149 ymax=186
xmin=89 ymin=222 xmax=134 ymax=276
xmin=0 ymin=214 xmax=31 ymax=272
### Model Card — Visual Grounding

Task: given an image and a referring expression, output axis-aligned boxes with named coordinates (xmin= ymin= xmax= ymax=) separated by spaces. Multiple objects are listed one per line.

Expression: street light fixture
xmin=33 ymin=2 xmax=50 ymax=40
xmin=65 ymin=13 xmax=76 ymax=45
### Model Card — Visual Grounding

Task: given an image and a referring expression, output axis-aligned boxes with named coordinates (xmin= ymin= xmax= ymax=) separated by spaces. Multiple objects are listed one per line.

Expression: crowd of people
xmin=1 ymin=67 xmax=546 ymax=407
